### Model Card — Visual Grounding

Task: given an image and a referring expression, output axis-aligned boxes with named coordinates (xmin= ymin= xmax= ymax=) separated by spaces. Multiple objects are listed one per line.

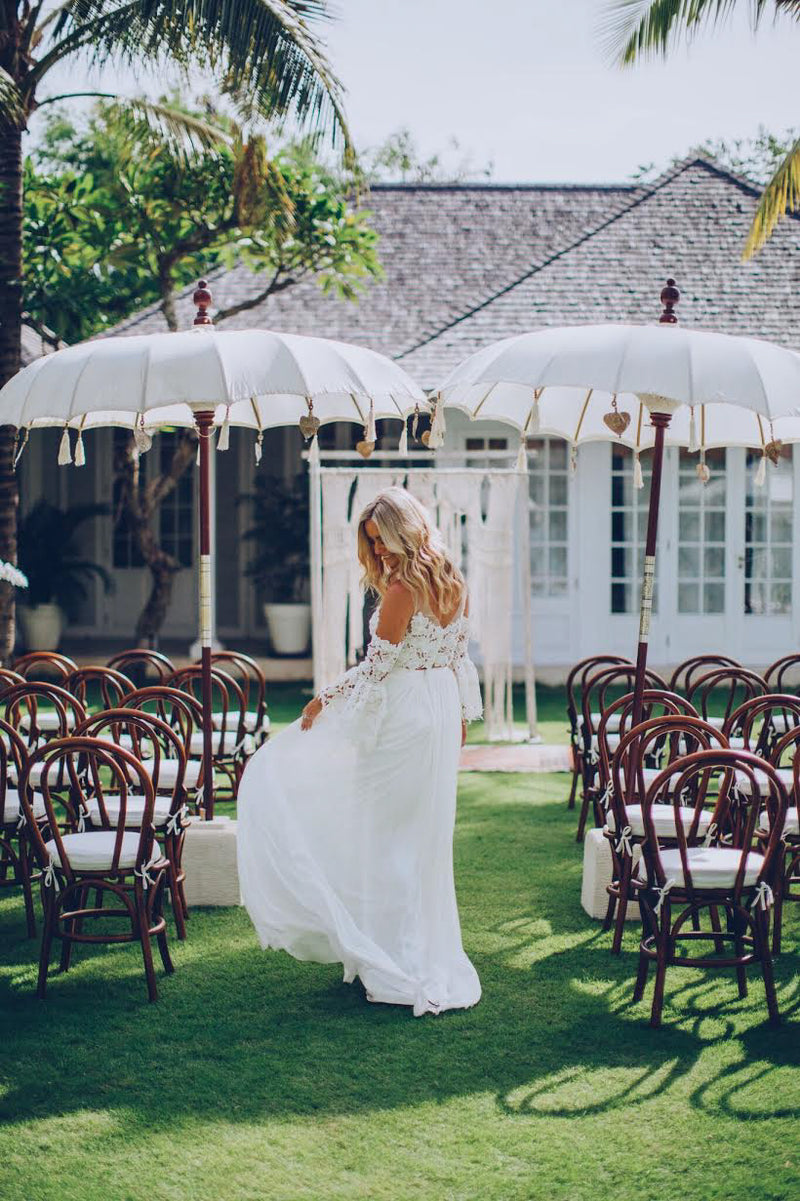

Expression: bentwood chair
xmin=0 ymin=717 xmax=40 ymax=936
xmin=0 ymin=668 xmax=24 ymax=695
xmin=107 ymin=649 xmax=176 ymax=686
xmin=122 ymin=686 xmax=204 ymax=807
xmin=763 ymin=655 xmax=800 ymax=739
xmin=633 ymin=748 xmax=786 ymax=1028
xmin=65 ymin=666 xmax=135 ymax=713
xmin=687 ymin=667 xmax=767 ymax=743
xmin=0 ymin=684 xmax=87 ymax=776
xmin=577 ymin=663 xmax=667 ymax=842
xmin=565 ymin=655 xmax=631 ymax=811
xmin=169 ymin=666 xmax=252 ymax=799
xmin=724 ymin=694 xmax=800 ymax=763
xmin=75 ymin=709 xmax=191 ymax=939
xmin=210 ymin=651 xmax=270 ymax=747
xmin=755 ymin=724 xmax=800 ymax=953
xmin=12 ymin=652 xmax=78 ymax=684
xmin=603 ymin=706 xmax=725 ymax=954
xmin=669 ymin=654 xmax=739 ymax=696
xmin=20 ymin=737 xmax=173 ymax=1002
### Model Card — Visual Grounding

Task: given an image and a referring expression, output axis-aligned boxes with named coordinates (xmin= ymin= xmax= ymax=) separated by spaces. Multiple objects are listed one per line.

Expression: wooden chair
xmin=603 ymin=705 xmax=725 ymax=954
xmin=0 ymin=683 xmax=87 ymax=767
xmin=669 ymin=654 xmax=739 ymax=695
xmin=724 ymin=693 xmax=800 ymax=762
xmin=576 ymin=663 xmax=667 ymax=842
xmin=763 ymin=655 xmax=800 ymax=738
xmin=20 ymin=737 xmax=173 ymax=1002
xmin=210 ymin=651 xmax=270 ymax=748
xmin=633 ymin=748 xmax=786 ymax=1028
xmin=565 ymin=655 xmax=631 ymax=811
xmin=122 ymin=686 xmax=204 ymax=807
xmin=757 ymin=723 xmax=800 ymax=953
xmin=107 ymin=649 xmax=176 ymax=686
xmin=0 ymin=717 xmax=39 ymax=936
xmin=75 ymin=708 xmax=191 ymax=939
xmin=687 ymin=667 xmax=767 ymax=742
xmin=12 ymin=651 xmax=78 ymax=684
xmin=0 ymin=668 xmax=24 ymax=695
xmin=169 ymin=666 xmax=251 ymax=800
xmin=65 ymin=666 xmax=135 ymax=713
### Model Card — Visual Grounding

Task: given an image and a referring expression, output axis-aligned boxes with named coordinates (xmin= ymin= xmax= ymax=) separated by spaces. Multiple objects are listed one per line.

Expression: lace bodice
xmin=319 ymin=606 xmax=483 ymax=729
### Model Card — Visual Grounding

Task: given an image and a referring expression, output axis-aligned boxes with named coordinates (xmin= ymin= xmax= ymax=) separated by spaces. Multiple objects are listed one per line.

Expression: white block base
xmin=580 ymin=827 xmax=642 ymax=921
xmin=182 ymin=816 xmax=242 ymax=907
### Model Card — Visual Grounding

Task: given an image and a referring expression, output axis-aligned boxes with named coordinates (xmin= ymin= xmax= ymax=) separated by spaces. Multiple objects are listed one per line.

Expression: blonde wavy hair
xmin=357 ymin=487 xmax=465 ymax=617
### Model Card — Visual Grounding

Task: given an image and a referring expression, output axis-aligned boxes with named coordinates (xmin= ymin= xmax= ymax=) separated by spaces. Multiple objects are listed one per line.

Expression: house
xmin=19 ymin=156 xmax=800 ymax=673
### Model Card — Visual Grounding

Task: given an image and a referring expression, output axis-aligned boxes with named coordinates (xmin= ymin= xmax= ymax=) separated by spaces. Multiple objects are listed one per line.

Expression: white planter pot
xmin=19 ymin=603 xmax=63 ymax=652
xmin=263 ymin=602 xmax=311 ymax=656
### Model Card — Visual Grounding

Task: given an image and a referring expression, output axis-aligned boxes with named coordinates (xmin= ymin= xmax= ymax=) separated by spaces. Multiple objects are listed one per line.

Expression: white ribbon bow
xmin=653 ymin=877 xmax=675 ymax=916
xmin=134 ymin=850 xmax=162 ymax=891
xmin=703 ymin=822 xmax=718 ymax=848
xmin=752 ymin=881 xmax=774 ymax=912
xmin=43 ymin=855 xmax=61 ymax=893
xmin=614 ymin=825 xmax=633 ymax=857
xmin=166 ymin=805 xmax=188 ymax=837
xmin=599 ymin=782 xmax=614 ymax=814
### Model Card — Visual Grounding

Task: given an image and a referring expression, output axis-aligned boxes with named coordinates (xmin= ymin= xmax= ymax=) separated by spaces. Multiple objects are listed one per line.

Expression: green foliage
xmin=632 ymin=127 xmax=798 ymax=185
xmin=22 ymin=101 xmax=381 ymax=344
xmin=363 ymin=126 xmax=494 ymax=183
xmin=17 ymin=499 xmax=112 ymax=617
xmin=602 ymin=1 xmax=782 ymax=66
xmin=239 ymin=472 xmax=311 ymax=602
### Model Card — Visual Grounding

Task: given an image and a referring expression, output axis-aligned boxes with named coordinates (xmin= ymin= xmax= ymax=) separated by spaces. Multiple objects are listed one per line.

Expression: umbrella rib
xmin=471 ymin=382 xmax=498 ymax=419
xmin=573 ymin=389 xmax=593 ymax=443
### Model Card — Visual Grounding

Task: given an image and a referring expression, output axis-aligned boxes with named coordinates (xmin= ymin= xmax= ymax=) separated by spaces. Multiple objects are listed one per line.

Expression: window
xmin=527 ymin=437 xmax=568 ymax=597
xmin=610 ymin=447 xmax=658 ymax=614
xmin=159 ymin=433 xmax=195 ymax=568
xmin=677 ymin=448 xmax=726 ymax=614
xmin=745 ymin=446 xmax=793 ymax=615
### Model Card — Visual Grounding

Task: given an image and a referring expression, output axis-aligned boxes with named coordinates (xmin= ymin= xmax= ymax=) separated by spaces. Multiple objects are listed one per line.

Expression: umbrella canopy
xmin=436 ymin=280 xmax=800 ymax=721
xmin=0 ymin=281 xmax=427 ymax=817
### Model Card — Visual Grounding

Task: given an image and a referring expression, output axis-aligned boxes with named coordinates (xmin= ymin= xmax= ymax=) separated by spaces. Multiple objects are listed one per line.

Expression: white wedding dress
xmin=236 ymin=599 xmax=483 ymax=1016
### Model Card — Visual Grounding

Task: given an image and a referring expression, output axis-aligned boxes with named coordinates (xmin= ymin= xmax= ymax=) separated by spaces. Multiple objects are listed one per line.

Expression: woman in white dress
xmin=237 ymin=487 xmax=482 ymax=1016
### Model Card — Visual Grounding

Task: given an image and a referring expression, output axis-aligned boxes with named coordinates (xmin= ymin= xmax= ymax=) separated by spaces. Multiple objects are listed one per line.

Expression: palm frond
xmin=43 ymin=1 xmax=351 ymax=154
xmin=744 ymin=138 xmax=800 ymax=257
xmin=105 ymin=97 xmax=233 ymax=159
xmin=0 ymin=67 xmax=26 ymax=128
xmin=600 ymin=0 xmax=776 ymax=65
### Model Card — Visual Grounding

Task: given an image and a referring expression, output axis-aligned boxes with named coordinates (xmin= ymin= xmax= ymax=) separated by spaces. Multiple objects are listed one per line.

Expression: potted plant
xmin=239 ymin=473 xmax=311 ymax=655
xmin=17 ymin=500 xmax=113 ymax=651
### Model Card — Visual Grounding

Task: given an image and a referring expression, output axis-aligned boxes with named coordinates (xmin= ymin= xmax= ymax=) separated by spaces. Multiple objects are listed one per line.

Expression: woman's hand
xmin=461 ymin=719 xmax=467 ymax=748
xmin=301 ymin=697 xmax=323 ymax=731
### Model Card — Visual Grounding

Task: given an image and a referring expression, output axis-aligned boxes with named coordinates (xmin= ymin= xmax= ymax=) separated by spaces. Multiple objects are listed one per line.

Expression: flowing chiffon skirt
xmin=236 ymin=666 xmax=481 ymax=1015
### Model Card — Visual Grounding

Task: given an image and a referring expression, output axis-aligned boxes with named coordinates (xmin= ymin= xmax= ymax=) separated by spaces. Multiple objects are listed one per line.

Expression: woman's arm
xmin=301 ymin=583 xmax=414 ymax=730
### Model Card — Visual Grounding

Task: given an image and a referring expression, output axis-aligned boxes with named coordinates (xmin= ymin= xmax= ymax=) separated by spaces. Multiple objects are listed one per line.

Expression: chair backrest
xmin=210 ymin=651 xmax=266 ymax=724
xmin=12 ymin=651 xmax=78 ymax=683
xmin=107 ymin=649 xmax=176 ymax=685
xmin=582 ymin=664 xmax=668 ymax=753
xmin=74 ymin=708 xmax=186 ymax=815
xmin=669 ymin=654 xmax=739 ymax=695
xmin=764 ymin=653 xmax=800 ymax=694
xmin=640 ymin=748 xmax=787 ymax=903
xmin=566 ymin=655 xmax=631 ymax=745
xmin=687 ymin=667 xmax=767 ymax=726
xmin=65 ymin=666 xmax=135 ymax=712
xmin=122 ymin=685 xmax=202 ymax=756
xmin=0 ymin=668 xmax=24 ymax=695
xmin=597 ymin=690 xmax=699 ymax=792
xmin=0 ymin=682 xmax=87 ymax=750
xmin=609 ymin=714 xmax=728 ymax=832
xmin=0 ymin=716 xmax=29 ymax=825
xmin=19 ymin=738 xmax=156 ymax=884
xmin=724 ymin=693 xmax=800 ymax=755
xmin=168 ymin=666 xmax=247 ymax=753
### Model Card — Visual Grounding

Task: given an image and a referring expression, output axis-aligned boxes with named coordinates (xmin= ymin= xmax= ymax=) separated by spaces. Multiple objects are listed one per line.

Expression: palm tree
xmin=0 ymin=1 xmax=350 ymax=662
xmin=603 ymin=1 xmax=800 ymax=256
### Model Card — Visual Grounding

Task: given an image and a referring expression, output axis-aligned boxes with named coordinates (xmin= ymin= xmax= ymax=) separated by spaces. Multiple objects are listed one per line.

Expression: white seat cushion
xmin=608 ymin=804 xmax=713 ymax=838
xmin=9 ymin=760 xmax=57 ymax=788
xmin=141 ymin=757 xmax=201 ymax=788
xmin=651 ymin=845 xmax=765 ymax=890
xmin=45 ymin=831 xmax=142 ymax=872
xmin=590 ymin=733 xmax=620 ymax=755
xmin=591 ymin=711 xmax=621 ymax=733
xmin=85 ymin=794 xmax=173 ymax=829
xmin=19 ymin=711 xmax=76 ymax=733
xmin=768 ymin=712 xmax=799 ymax=735
xmin=3 ymin=788 xmax=45 ymax=824
xmin=212 ymin=710 xmax=270 ymax=735
xmin=759 ymin=807 xmax=800 ymax=836
xmin=189 ymin=729 xmax=254 ymax=757
xmin=734 ymin=766 xmax=793 ymax=796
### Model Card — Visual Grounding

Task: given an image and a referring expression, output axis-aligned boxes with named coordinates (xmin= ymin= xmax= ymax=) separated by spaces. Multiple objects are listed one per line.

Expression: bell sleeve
xmin=450 ymin=624 xmax=483 ymax=723
xmin=319 ymin=632 xmax=403 ymax=731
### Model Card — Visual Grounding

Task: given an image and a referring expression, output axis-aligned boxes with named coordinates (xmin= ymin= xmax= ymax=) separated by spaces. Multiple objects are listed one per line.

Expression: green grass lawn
xmin=1 ymin=770 xmax=798 ymax=1201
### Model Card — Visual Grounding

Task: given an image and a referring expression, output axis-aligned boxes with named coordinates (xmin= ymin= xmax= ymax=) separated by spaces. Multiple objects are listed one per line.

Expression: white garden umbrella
xmin=437 ymin=280 xmax=800 ymax=718
xmin=0 ymin=281 xmax=427 ymax=816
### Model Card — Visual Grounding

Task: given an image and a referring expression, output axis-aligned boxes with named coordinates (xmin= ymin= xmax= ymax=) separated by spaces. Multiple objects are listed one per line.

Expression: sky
xmin=42 ymin=0 xmax=797 ymax=185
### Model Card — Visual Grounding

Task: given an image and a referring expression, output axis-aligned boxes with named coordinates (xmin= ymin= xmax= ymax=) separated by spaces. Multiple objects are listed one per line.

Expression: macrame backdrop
xmin=310 ymin=459 xmax=536 ymax=741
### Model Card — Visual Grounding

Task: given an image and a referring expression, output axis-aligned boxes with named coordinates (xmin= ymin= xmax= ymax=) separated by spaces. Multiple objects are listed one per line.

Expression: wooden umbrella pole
xmin=196 ymin=407 xmax=216 ymax=819
xmin=631 ymin=411 xmax=671 ymax=726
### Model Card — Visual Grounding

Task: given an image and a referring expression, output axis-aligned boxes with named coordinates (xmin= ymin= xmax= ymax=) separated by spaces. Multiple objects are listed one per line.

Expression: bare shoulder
xmin=376 ymin=581 xmax=415 ymax=643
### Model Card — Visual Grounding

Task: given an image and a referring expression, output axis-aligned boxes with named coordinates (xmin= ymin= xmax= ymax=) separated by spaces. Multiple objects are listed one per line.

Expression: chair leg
xmin=755 ymin=909 xmax=780 ymax=1026
xmin=709 ymin=905 xmax=726 ymax=956
xmin=19 ymin=839 xmax=37 ymax=939
xmin=650 ymin=911 xmax=670 ymax=1028
xmin=732 ymin=907 xmax=748 ymax=1000
xmin=567 ymin=765 xmax=579 ymax=810
xmin=602 ymin=887 xmax=617 ymax=932
xmin=167 ymin=855 xmax=187 ymax=941
xmin=135 ymin=883 xmax=159 ymax=1003
xmin=611 ymin=857 xmax=632 ymax=956
xmin=575 ymin=787 xmax=593 ymax=844
xmin=37 ymin=894 xmax=57 ymax=999
xmin=771 ymin=856 xmax=784 ymax=956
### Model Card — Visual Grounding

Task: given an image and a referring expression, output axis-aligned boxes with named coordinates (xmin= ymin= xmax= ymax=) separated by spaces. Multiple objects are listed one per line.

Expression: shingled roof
xmin=109 ymin=157 xmax=800 ymax=386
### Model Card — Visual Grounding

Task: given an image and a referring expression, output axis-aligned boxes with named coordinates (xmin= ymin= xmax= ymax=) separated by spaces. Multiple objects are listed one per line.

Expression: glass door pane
xmin=610 ymin=447 xmax=658 ymax=614
xmin=677 ymin=448 xmax=726 ymax=614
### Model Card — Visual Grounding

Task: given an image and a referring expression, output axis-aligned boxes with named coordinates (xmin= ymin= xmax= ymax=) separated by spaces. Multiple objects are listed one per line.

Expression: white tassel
xmin=254 ymin=432 xmax=263 ymax=465
xmin=697 ymin=451 xmax=710 ymax=485
xmin=398 ymin=423 xmax=408 ymax=455
xmin=688 ymin=406 xmax=698 ymax=453
xmin=428 ymin=396 xmax=446 ymax=449
xmin=755 ymin=453 xmax=767 ymax=487
xmin=308 ymin=433 xmax=320 ymax=466
xmin=365 ymin=400 xmax=377 ymax=444
xmin=58 ymin=427 xmax=72 ymax=466
xmin=13 ymin=427 xmax=29 ymax=468
xmin=196 ymin=441 xmax=201 ymax=466
xmin=74 ymin=431 xmax=86 ymax=467
xmin=134 ymin=424 xmax=152 ymax=455
xmin=633 ymin=452 xmax=644 ymax=490
xmin=217 ymin=410 xmax=231 ymax=452
xmin=570 ymin=443 xmax=578 ymax=475
xmin=530 ymin=390 xmax=541 ymax=433
xmin=516 ymin=435 xmax=528 ymax=474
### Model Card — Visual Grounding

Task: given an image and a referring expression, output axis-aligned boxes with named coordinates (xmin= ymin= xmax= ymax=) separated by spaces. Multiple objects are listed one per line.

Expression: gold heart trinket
xmin=299 ymin=414 xmax=321 ymax=440
xmin=765 ymin=439 xmax=783 ymax=465
xmin=356 ymin=440 xmax=375 ymax=459
xmin=602 ymin=410 xmax=631 ymax=437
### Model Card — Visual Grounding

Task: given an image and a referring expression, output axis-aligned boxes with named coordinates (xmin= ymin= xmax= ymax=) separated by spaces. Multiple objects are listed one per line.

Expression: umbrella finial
xmin=659 ymin=278 xmax=680 ymax=324
xmin=193 ymin=279 xmax=213 ymax=326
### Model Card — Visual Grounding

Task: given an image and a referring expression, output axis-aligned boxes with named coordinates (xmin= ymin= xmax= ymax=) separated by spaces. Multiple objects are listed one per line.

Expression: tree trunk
xmin=0 ymin=123 xmax=24 ymax=664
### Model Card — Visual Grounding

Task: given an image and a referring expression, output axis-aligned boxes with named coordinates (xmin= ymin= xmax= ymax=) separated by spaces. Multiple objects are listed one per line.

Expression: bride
xmin=237 ymin=487 xmax=483 ymax=1016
